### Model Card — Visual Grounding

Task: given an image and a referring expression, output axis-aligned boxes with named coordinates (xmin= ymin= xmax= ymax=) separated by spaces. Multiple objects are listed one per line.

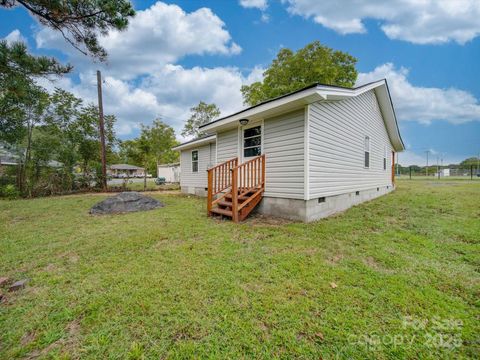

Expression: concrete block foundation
xmin=257 ymin=185 xmax=394 ymax=222
xmin=181 ymin=186 xmax=208 ymax=197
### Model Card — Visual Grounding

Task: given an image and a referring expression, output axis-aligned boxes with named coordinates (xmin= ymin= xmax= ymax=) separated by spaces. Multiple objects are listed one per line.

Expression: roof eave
xmin=201 ymin=88 xmax=324 ymax=132
xmin=197 ymin=79 xmax=404 ymax=152
xmin=172 ymin=135 xmax=216 ymax=151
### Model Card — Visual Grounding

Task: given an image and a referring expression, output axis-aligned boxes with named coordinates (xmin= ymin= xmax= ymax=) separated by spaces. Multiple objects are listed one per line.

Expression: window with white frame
xmin=191 ymin=150 xmax=198 ymax=172
xmin=383 ymin=145 xmax=387 ymax=170
xmin=243 ymin=125 xmax=262 ymax=157
xmin=364 ymin=136 xmax=370 ymax=168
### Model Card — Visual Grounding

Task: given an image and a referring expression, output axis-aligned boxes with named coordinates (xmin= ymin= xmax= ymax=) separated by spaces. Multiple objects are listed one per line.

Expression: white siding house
xmin=263 ymin=109 xmax=305 ymax=199
xmin=173 ymin=135 xmax=216 ymax=196
xmin=308 ymin=91 xmax=393 ymax=198
xmin=174 ymin=80 xmax=404 ymax=222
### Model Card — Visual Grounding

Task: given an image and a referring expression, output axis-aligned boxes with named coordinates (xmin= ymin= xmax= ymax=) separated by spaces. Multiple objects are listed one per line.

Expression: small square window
xmin=355 ymin=191 xmax=360 ymax=196
xmin=318 ymin=197 xmax=326 ymax=203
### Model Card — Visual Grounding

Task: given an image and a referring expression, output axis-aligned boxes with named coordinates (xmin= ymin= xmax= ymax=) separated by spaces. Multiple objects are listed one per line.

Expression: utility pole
xmin=97 ymin=70 xmax=107 ymax=191
xmin=425 ymin=150 xmax=429 ymax=177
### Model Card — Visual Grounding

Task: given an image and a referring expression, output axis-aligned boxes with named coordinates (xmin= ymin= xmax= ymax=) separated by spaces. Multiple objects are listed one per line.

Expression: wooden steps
xmin=209 ymin=188 xmax=263 ymax=221
xmin=207 ymin=155 xmax=265 ymax=223
xmin=210 ymin=207 xmax=233 ymax=217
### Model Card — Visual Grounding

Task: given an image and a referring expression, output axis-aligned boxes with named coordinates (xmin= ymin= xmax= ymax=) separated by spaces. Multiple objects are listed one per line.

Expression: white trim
xmin=172 ymin=135 xmax=216 ymax=151
xmin=199 ymin=80 xmax=404 ymax=152
xmin=215 ymin=135 xmax=218 ymax=165
xmin=191 ymin=149 xmax=199 ymax=173
xmin=237 ymin=124 xmax=241 ymax=159
xmin=304 ymin=104 xmax=310 ymax=201
xmin=201 ymin=88 xmax=323 ymax=132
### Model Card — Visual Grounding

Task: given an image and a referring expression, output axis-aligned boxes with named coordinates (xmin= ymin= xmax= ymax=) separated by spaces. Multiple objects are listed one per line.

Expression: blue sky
xmin=1 ymin=0 xmax=479 ymax=165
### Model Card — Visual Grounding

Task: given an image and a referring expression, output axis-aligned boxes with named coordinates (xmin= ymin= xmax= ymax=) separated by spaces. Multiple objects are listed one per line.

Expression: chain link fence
xmin=396 ymin=165 xmax=480 ymax=180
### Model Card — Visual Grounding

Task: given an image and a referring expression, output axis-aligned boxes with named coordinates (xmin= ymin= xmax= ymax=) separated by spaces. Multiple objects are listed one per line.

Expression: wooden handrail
xmin=207 ymin=157 xmax=238 ymax=215
xmin=232 ymin=154 xmax=265 ymax=217
xmin=208 ymin=154 xmax=265 ymax=222
xmin=232 ymin=154 xmax=265 ymax=192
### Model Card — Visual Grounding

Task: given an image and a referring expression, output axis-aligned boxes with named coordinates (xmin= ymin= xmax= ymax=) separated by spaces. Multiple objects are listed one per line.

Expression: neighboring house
xmin=157 ymin=163 xmax=180 ymax=182
xmin=434 ymin=168 xmax=450 ymax=177
xmin=173 ymin=79 xmax=404 ymax=222
xmin=0 ymin=142 xmax=63 ymax=174
xmin=108 ymin=164 xmax=145 ymax=178
xmin=0 ymin=142 xmax=20 ymax=172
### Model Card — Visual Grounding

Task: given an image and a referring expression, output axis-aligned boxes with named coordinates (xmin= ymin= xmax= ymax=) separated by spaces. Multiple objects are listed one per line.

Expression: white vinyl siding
xmin=216 ymin=128 xmax=238 ymax=163
xmin=308 ymin=90 xmax=393 ymax=198
xmin=180 ymin=143 xmax=216 ymax=189
xmin=263 ymin=109 xmax=305 ymax=199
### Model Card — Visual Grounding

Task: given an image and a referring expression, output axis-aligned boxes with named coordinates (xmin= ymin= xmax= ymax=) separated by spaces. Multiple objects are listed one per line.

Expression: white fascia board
xmin=319 ymin=80 xmax=386 ymax=100
xmin=172 ymin=135 xmax=216 ymax=151
xmin=200 ymin=88 xmax=324 ymax=132
xmin=198 ymin=79 xmax=404 ymax=152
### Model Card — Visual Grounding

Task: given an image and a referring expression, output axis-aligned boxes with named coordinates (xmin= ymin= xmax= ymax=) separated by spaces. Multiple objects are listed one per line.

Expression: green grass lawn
xmin=0 ymin=180 xmax=478 ymax=359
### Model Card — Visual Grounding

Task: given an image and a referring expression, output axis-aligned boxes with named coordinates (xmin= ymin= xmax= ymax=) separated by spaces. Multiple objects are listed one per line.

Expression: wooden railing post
xmin=207 ymin=169 xmax=213 ymax=216
xmin=231 ymin=167 xmax=239 ymax=223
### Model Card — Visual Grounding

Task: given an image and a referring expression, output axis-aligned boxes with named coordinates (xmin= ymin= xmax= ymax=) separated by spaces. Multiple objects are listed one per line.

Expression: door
xmin=241 ymin=123 xmax=263 ymax=162
xmin=240 ymin=123 xmax=263 ymax=190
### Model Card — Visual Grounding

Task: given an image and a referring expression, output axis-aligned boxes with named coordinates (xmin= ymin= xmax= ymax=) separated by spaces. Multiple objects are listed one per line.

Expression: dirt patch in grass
xmin=24 ymin=319 xmax=82 ymax=359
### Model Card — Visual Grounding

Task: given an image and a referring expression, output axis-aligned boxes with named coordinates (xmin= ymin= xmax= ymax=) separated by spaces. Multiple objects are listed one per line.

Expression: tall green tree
xmin=137 ymin=130 xmax=153 ymax=190
xmin=460 ymin=157 xmax=480 ymax=168
xmin=1 ymin=0 xmax=135 ymax=60
xmin=181 ymin=101 xmax=221 ymax=138
xmin=16 ymin=85 xmax=50 ymax=195
xmin=148 ymin=119 xmax=179 ymax=166
xmin=241 ymin=41 xmax=358 ymax=106
xmin=0 ymin=41 xmax=71 ymax=142
xmin=75 ymin=104 xmax=117 ymax=186
xmin=118 ymin=120 xmax=179 ymax=186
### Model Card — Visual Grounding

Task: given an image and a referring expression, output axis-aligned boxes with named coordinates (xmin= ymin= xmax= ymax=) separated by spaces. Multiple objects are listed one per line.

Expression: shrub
xmin=1 ymin=184 xmax=20 ymax=199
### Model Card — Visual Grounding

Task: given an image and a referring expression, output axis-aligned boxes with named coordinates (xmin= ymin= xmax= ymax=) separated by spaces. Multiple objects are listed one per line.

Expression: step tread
xmin=210 ymin=207 xmax=233 ymax=217
xmin=218 ymin=200 xmax=233 ymax=207
xmin=224 ymin=193 xmax=251 ymax=201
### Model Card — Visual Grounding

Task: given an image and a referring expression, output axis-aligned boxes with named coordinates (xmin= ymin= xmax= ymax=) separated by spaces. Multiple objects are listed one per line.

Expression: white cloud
xmin=239 ymin=0 xmax=268 ymax=10
xmin=282 ymin=0 xmax=480 ymax=44
xmin=35 ymin=1 xmax=241 ymax=79
xmin=357 ymin=63 xmax=480 ymax=125
xmin=4 ymin=29 xmax=27 ymax=44
xmin=397 ymin=149 xmax=465 ymax=167
xmin=39 ymin=65 xmax=262 ymax=139
xmin=30 ymin=1 xmax=253 ymax=138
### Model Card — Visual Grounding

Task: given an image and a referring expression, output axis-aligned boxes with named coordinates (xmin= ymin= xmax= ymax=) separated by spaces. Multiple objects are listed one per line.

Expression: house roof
xmin=158 ymin=163 xmax=180 ymax=167
xmin=172 ymin=134 xmax=216 ymax=151
xmin=109 ymin=164 xmax=144 ymax=170
xmin=199 ymin=79 xmax=404 ymax=152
